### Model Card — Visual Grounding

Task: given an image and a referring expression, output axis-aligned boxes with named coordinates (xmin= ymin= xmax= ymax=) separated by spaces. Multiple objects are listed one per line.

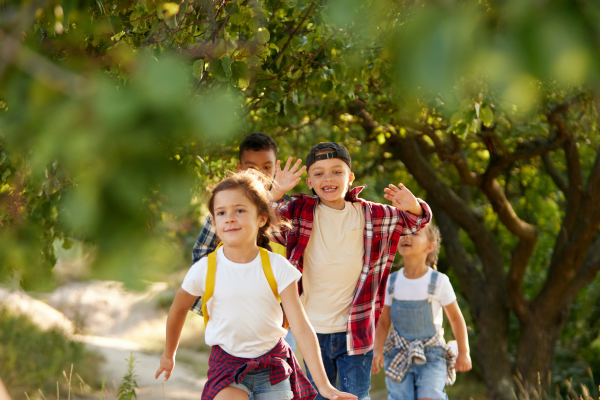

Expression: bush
xmin=0 ymin=307 xmax=102 ymax=398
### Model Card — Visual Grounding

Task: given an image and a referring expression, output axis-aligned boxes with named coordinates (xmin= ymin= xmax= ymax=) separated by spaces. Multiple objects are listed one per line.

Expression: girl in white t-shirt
xmin=372 ymin=224 xmax=472 ymax=400
xmin=155 ymin=170 xmax=355 ymax=400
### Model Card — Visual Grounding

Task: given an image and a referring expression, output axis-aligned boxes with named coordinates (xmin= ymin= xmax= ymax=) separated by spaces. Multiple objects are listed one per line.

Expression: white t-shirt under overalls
xmin=384 ymin=267 xmax=456 ymax=332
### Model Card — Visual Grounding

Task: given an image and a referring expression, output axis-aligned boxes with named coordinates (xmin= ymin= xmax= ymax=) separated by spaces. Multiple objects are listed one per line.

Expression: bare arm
xmin=155 ymin=289 xmax=197 ymax=380
xmin=280 ymin=284 xmax=357 ymax=400
xmin=372 ymin=305 xmax=391 ymax=374
xmin=443 ymin=301 xmax=472 ymax=372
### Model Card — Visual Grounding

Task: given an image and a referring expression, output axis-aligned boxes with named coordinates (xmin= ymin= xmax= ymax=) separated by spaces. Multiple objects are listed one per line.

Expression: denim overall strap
xmin=427 ymin=270 xmax=439 ymax=303
xmin=388 ymin=271 xmax=399 ymax=300
xmin=389 ymin=270 xmax=439 ymax=341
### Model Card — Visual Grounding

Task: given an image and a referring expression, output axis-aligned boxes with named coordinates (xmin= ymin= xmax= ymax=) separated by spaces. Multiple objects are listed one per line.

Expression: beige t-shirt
xmin=302 ymin=202 xmax=365 ymax=333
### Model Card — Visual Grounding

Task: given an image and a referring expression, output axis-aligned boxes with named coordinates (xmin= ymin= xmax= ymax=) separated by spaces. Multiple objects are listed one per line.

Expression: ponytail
xmin=257 ymin=227 xmax=272 ymax=251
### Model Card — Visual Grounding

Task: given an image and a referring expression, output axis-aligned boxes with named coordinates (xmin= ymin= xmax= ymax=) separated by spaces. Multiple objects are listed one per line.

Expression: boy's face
xmin=237 ymin=149 xmax=277 ymax=177
xmin=306 ymin=155 xmax=355 ymax=206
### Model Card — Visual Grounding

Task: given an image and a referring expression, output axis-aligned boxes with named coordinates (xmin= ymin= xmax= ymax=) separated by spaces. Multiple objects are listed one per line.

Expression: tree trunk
xmin=431 ymin=200 xmax=516 ymax=400
xmin=515 ymin=308 xmax=568 ymax=390
xmin=477 ymin=309 xmax=517 ymax=400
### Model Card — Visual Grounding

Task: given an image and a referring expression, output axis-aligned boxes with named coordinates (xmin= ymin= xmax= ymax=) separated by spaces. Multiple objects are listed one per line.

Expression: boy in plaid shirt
xmin=270 ymin=142 xmax=432 ymax=400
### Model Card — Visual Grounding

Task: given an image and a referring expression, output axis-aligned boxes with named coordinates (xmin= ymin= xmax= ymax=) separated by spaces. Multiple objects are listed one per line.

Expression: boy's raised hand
xmin=271 ymin=157 xmax=306 ymax=201
xmin=383 ymin=183 xmax=423 ymax=216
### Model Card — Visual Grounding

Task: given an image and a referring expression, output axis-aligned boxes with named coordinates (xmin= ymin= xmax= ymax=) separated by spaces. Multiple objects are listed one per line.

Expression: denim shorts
xmin=228 ymin=368 xmax=293 ymax=400
xmin=384 ymin=346 xmax=448 ymax=400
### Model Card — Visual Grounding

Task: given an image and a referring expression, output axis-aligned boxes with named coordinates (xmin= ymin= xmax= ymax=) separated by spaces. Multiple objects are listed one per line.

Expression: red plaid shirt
xmin=271 ymin=186 xmax=432 ymax=355
xmin=202 ymin=339 xmax=317 ymax=400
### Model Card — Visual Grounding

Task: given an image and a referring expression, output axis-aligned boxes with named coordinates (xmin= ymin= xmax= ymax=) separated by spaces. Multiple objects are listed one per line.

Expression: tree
xmin=1 ymin=0 xmax=600 ymax=398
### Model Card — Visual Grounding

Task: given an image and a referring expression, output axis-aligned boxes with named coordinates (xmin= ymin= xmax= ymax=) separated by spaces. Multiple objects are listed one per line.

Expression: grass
xmin=0 ymin=307 xmax=102 ymax=399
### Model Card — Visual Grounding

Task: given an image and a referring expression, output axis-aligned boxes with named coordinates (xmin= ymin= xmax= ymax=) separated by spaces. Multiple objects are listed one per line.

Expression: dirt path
xmin=1 ymin=282 xmax=208 ymax=400
xmin=77 ymin=336 xmax=206 ymax=400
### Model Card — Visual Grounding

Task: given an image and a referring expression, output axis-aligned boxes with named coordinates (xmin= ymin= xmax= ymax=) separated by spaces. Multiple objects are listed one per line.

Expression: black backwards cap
xmin=305 ymin=142 xmax=352 ymax=171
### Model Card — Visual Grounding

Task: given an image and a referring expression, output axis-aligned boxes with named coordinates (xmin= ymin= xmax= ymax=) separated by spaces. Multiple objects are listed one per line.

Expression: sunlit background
xmin=1 ymin=0 xmax=600 ymax=399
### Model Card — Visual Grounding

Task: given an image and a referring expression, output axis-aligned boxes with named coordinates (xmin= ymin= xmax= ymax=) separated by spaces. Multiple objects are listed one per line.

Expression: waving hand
xmin=271 ymin=157 xmax=306 ymax=201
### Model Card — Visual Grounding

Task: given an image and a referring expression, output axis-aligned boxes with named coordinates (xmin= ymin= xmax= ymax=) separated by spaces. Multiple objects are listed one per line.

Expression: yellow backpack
xmin=201 ymin=244 xmax=290 ymax=330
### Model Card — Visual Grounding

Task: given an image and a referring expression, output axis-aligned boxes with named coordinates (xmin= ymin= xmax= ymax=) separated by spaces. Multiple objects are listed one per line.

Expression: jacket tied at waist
xmin=202 ymin=338 xmax=317 ymax=400
xmin=384 ymin=328 xmax=458 ymax=386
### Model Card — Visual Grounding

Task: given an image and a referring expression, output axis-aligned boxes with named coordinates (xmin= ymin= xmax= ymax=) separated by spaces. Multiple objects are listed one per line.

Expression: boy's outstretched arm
xmin=155 ymin=289 xmax=197 ymax=381
xmin=372 ymin=305 xmax=391 ymax=374
xmin=280 ymin=285 xmax=357 ymax=400
xmin=443 ymin=301 xmax=472 ymax=372
xmin=270 ymin=157 xmax=306 ymax=201
xmin=383 ymin=183 xmax=423 ymax=216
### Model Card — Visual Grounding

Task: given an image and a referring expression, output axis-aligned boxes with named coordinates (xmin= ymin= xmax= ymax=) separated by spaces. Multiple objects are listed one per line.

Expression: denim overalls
xmin=384 ymin=270 xmax=449 ymax=400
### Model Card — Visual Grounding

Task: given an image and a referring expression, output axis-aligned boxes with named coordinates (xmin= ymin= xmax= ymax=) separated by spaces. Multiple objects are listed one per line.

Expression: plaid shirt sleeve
xmin=192 ymin=214 xmax=220 ymax=264
xmin=392 ymin=198 xmax=432 ymax=234
xmin=269 ymin=194 xmax=294 ymax=246
xmin=189 ymin=215 xmax=220 ymax=315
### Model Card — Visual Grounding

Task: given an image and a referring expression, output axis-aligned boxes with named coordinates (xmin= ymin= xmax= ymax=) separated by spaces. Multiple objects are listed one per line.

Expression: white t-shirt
xmin=384 ymin=268 xmax=456 ymax=332
xmin=302 ymin=202 xmax=365 ymax=333
xmin=182 ymin=247 xmax=301 ymax=358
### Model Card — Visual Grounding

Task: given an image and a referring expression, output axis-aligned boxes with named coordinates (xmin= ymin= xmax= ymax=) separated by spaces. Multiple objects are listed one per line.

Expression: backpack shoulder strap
xmin=260 ymin=247 xmax=281 ymax=302
xmin=201 ymin=243 xmax=223 ymax=327
xmin=201 ymin=250 xmax=217 ymax=326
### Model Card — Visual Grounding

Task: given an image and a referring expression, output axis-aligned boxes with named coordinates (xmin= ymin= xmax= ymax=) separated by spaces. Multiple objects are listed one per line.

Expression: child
xmin=371 ymin=224 xmax=472 ymax=400
xmin=269 ymin=142 xmax=432 ymax=400
xmin=156 ymin=171 xmax=354 ymax=400
xmin=190 ymin=132 xmax=299 ymax=350
xmin=192 ymin=132 xmax=289 ymax=264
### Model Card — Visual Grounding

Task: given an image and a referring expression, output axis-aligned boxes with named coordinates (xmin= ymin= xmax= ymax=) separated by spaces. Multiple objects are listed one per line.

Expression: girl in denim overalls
xmin=372 ymin=224 xmax=472 ymax=400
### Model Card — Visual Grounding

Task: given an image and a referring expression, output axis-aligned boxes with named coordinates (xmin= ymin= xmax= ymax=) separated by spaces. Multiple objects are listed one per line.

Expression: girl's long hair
xmin=208 ymin=170 xmax=279 ymax=251
xmin=424 ymin=223 xmax=442 ymax=271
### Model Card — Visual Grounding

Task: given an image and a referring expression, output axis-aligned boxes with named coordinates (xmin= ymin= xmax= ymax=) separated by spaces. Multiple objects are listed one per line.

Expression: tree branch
xmin=570 ymin=235 xmax=600 ymax=298
xmin=541 ymin=152 xmax=568 ymax=193
xmin=386 ymin=132 xmax=508 ymax=287
xmin=266 ymin=1 xmax=315 ymax=70
xmin=427 ymin=197 xmax=486 ymax=316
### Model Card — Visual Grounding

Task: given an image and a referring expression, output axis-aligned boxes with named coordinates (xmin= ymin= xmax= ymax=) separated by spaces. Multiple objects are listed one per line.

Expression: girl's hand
xmin=318 ymin=383 xmax=358 ymax=400
xmin=371 ymin=352 xmax=385 ymax=374
xmin=383 ymin=183 xmax=422 ymax=216
xmin=155 ymin=353 xmax=175 ymax=381
xmin=271 ymin=157 xmax=306 ymax=201
xmin=456 ymin=352 xmax=472 ymax=372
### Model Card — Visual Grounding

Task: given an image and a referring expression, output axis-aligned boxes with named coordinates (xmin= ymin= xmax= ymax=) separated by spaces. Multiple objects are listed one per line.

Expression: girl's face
xmin=213 ymin=188 xmax=267 ymax=248
xmin=398 ymin=229 xmax=435 ymax=260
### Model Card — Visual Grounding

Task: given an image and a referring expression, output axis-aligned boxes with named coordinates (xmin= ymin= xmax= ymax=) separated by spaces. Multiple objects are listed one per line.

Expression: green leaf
xmin=320 ymin=80 xmax=333 ymax=94
xmin=210 ymin=58 xmax=231 ymax=82
xmin=257 ymin=28 xmax=270 ymax=44
xmin=450 ymin=112 xmax=463 ymax=126
xmin=231 ymin=61 xmax=250 ymax=90
xmin=229 ymin=14 xmax=244 ymax=25
xmin=62 ymin=237 xmax=74 ymax=250
xmin=480 ymin=106 xmax=494 ymax=127
xmin=192 ymin=60 xmax=204 ymax=79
